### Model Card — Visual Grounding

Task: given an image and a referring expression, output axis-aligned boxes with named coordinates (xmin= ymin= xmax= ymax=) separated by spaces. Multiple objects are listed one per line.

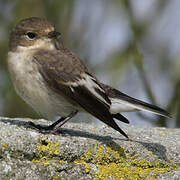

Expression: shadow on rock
xmin=135 ymin=140 xmax=168 ymax=161
xmin=0 ymin=117 xmax=168 ymax=161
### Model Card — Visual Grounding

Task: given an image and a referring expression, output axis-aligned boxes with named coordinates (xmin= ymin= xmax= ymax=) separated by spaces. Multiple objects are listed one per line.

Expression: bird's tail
xmin=102 ymin=84 xmax=171 ymax=118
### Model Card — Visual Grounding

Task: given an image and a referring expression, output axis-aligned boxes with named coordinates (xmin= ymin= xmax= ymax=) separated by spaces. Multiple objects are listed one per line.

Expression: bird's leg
xmin=49 ymin=110 xmax=78 ymax=131
xmin=28 ymin=110 xmax=78 ymax=132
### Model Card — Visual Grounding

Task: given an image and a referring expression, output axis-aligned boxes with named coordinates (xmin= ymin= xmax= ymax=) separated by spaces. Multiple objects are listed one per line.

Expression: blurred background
xmin=0 ymin=0 xmax=179 ymax=128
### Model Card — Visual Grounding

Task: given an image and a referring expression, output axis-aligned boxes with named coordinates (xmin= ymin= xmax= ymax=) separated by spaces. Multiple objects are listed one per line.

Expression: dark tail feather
xmin=116 ymin=125 xmax=128 ymax=139
xmin=124 ymin=98 xmax=171 ymax=118
xmin=108 ymin=120 xmax=129 ymax=138
xmin=102 ymin=83 xmax=172 ymax=118
xmin=112 ymin=113 xmax=130 ymax=124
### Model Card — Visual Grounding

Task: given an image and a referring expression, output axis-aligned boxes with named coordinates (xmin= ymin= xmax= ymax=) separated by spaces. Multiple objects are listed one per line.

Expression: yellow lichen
xmin=74 ymin=143 xmax=178 ymax=179
xmin=2 ymin=143 xmax=7 ymax=149
xmin=32 ymin=137 xmax=60 ymax=165
xmin=32 ymin=137 xmax=178 ymax=178
xmin=73 ymin=160 xmax=79 ymax=164
xmin=159 ymin=132 xmax=168 ymax=135
xmin=53 ymin=175 xmax=60 ymax=180
xmin=37 ymin=137 xmax=60 ymax=155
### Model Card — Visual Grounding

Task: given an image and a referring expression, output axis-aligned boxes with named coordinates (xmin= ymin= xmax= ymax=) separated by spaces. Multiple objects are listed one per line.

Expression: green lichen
xmin=74 ymin=143 xmax=178 ymax=180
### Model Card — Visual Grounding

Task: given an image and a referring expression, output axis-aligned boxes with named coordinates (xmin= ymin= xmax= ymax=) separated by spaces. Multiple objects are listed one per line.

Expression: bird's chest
xmin=8 ymin=50 xmax=73 ymax=119
xmin=8 ymin=51 xmax=50 ymax=110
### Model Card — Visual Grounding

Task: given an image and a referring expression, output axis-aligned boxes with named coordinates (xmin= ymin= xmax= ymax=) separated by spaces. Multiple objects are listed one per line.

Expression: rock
xmin=0 ymin=117 xmax=179 ymax=179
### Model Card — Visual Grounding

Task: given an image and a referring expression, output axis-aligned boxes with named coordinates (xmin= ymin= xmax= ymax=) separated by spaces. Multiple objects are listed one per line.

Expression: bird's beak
xmin=48 ymin=31 xmax=61 ymax=39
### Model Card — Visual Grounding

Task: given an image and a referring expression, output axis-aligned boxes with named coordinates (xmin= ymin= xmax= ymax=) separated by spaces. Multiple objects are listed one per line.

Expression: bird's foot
xmin=28 ymin=110 xmax=78 ymax=134
xmin=27 ymin=121 xmax=59 ymax=134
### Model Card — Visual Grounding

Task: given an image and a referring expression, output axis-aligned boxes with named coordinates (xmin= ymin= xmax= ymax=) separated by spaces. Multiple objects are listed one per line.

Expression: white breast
xmin=7 ymin=48 xmax=75 ymax=120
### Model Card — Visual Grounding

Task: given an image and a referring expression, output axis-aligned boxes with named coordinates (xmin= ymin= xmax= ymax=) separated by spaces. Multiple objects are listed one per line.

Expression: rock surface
xmin=0 ymin=117 xmax=179 ymax=180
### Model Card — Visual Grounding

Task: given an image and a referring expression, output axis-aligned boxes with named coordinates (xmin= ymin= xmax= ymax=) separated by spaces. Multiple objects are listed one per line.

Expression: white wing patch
xmin=67 ymin=74 xmax=109 ymax=105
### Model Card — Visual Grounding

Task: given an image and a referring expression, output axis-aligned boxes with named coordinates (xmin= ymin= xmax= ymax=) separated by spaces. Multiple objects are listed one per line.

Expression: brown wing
xmin=33 ymin=49 xmax=128 ymax=138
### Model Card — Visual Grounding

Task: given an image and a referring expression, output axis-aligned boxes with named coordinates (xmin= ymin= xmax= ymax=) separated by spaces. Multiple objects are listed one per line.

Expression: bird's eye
xmin=26 ymin=32 xmax=37 ymax=40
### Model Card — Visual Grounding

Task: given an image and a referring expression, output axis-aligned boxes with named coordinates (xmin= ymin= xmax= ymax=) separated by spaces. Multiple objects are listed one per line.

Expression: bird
xmin=7 ymin=17 xmax=171 ymax=138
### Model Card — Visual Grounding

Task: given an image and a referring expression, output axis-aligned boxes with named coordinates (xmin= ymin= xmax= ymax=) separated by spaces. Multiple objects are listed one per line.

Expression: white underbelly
xmin=16 ymin=72 xmax=75 ymax=120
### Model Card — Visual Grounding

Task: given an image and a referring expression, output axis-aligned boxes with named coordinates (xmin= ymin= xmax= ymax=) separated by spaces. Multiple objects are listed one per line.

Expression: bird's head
xmin=9 ymin=17 xmax=61 ymax=52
